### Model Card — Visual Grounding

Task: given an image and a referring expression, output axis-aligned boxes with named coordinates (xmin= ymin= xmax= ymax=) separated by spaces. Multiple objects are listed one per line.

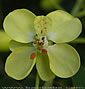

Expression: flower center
xmin=32 ymin=34 xmax=48 ymax=54
xmin=30 ymin=16 xmax=51 ymax=59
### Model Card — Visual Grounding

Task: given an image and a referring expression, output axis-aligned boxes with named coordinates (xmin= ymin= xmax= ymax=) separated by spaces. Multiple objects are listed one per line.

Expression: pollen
xmin=44 ymin=27 xmax=47 ymax=29
xmin=32 ymin=35 xmax=48 ymax=54
xmin=41 ymin=29 xmax=43 ymax=34
xmin=42 ymin=49 xmax=47 ymax=54
xmin=30 ymin=53 xmax=36 ymax=59
xmin=37 ymin=47 xmax=42 ymax=50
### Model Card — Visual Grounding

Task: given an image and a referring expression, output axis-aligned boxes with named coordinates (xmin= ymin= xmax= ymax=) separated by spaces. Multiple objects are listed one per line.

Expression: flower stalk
xmin=71 ymin=38 xmax=85 ymax=44
xmin=35 ymin=72 xmax=40 ymax=89
xmin=71 ymin=0 xmax=84 ymax=16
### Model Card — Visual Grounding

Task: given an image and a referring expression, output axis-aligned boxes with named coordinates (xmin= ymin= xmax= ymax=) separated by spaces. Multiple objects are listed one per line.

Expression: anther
xmin=30 ymin=53 xmax=36 ymax=60
xmin=44 ymin=27 xmax=47 ymax=29
xmin=41 ymin=42 xmax=44 ymax=45
xmin=37 ymin=47 xmax=42 ymax=50
xmin=44 ymin=22 xmax=47 ymax=24
xmin=42 ymin=49 xmax=47 ymax=54
xmin=32 ymin=41 xmax=36 ymax=44
xmin=42 ymin=37 xmax=45 ymax=40
xmin=36 ymin=38 xmax=40 ymax=41
xmin=38 ymin=42 xmax=42 ymax=45
xmin=41 ymin=30 xmax=43 ymax=34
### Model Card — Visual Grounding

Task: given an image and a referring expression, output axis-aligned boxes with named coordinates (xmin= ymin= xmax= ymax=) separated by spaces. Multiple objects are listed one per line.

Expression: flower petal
xmin=9 ymin=40 xmax=33 ymax=51
xmin=3 ymin=9 xmax=36 ymax=43
xmin=36 ymin=52 xmax=55 ymax=81
xmin=47 ymin=10 xmax=82 ymax=43
xmin=47 ymin=44 xmax=80 ymax=78
xmin=5 ymin=47 xmax=36 ymax=80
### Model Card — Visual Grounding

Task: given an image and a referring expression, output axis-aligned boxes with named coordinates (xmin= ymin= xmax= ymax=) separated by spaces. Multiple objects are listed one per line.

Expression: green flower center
xmin=32 ymin=35 xmax=48 ymax=53
xmin=30 ymin=16 xmax=51 ymax=59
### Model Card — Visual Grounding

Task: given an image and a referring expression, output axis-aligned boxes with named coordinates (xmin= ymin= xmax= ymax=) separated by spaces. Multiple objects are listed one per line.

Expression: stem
xmin=76 ymin=11 xmax=85 ymax=17
xmin=50 ymin=0 xmax=64 ymax=10
xmin=44 ymin=80 xmax=53 ymax=89
xmin=71 ymin=38 xmax=85 ymax=44
xmin=35 ymin=72 xmax=40 ymax=89
xmin=55 ymin=4 xmax=64 ymax=10
xmin=71 ymin=0 xmax=84 ymax=16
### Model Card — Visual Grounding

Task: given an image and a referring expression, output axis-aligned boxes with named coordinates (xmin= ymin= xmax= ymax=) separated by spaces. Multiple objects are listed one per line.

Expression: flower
xmin=3 ymin=9 xmax=82 ymax=81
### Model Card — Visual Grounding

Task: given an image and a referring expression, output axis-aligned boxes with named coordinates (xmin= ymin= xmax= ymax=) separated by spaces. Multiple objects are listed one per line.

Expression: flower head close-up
xmin=3 ymin=9 xmax=82 ymax=81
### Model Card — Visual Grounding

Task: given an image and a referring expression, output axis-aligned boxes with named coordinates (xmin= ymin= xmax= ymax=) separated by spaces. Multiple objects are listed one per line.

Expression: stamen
xmin=32 ymin=34 xmax=48 ymax=54
xmin=42 ymin=37 xmax=45 ymax=40
xmin=32 ymin=41 xmax=36 ymax=44
xmin=36 ymin=38 xmax=40 ymax=41
xmin=44 ymin=27 xmax=47 ymax=29
xmin=38 ymin=42 xmax=42 ymax=45
xmin=44 ymin=22 xmax=47 ymax=24
xmin=42 ymin=49 xmax=47 ymax=54
xmin=41 ymin=29 xmax=43 ymax=34
xmin=37 ymin=47 xmax=42 ymax=50
xmin=41 ymin=42 xmax=44 ymax=45
xmin=30 ymin=53 xmax=36 ymax=60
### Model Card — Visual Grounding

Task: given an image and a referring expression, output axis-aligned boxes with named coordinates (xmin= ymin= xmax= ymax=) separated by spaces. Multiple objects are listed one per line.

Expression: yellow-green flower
xmin=3 ymin=9 xmax=82 ymax=81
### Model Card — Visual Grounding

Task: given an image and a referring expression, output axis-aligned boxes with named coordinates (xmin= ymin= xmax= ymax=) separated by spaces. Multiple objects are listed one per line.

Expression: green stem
xmin=44 ymin=80 xmax=53 ymax=89
xmin=76 ymin=11 xmax=85 ymax=17
xmin=35 ymin=72 xmax=40 ymax=89
xmin=71 ymin=38 xmax=85 ymax=44
xmin=71 ymin=0 xmax=84 ymax=16
xmin=55 ymin=4 xmax=64 ymax=10
xmin=50 ymin=0 xmax=64 ymax=10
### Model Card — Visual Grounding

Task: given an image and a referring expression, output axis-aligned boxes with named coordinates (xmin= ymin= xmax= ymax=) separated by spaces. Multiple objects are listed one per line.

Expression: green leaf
xmin=5 ymin=47 xmax=36 ymax=80
xmin=47 ymin=44 xmax=80 ymax=78
xmin=3 ymin=9 xmax=36 ymax=43
xmin=36 ymin=52 xmax=55 ymax=81
xmin=47 ymin=10 xmax=82 ymax=43
xmin=0 ymin=30 xmax=11 ymax=51
xmin=9 ymin=40 xmax=33 ymax=51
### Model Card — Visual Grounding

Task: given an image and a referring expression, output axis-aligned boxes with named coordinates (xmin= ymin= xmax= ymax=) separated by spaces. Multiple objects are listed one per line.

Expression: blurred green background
xmin=0 ymin=0 xmax=85 ymax=88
